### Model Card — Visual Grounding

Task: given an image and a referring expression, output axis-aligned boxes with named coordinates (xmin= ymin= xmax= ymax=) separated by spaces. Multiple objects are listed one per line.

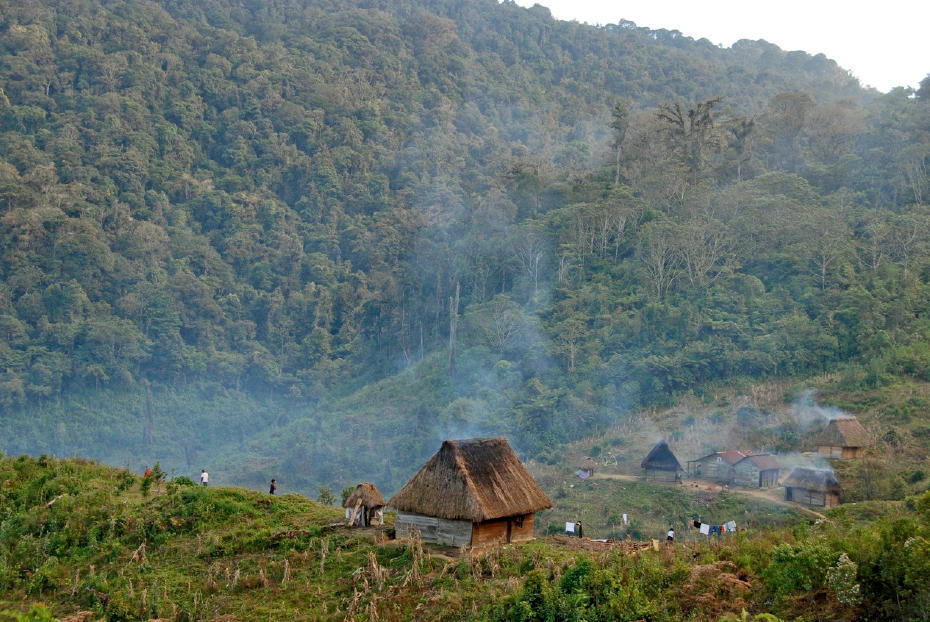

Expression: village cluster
xmin=332 ymin=417 xmax=869 ymax=550
xmin=635 ymin=416 xmax=869 ymax=508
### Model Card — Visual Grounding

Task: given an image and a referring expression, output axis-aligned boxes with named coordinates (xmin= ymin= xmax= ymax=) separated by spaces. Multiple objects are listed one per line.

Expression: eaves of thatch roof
xmin=579 ymin=457 xmax=597 ymax=470
xmin=814 ymin=418 xmax=873 ymax=448
xmin=782 ymin=467 xmax=841 ymax=493
xmin=641 ymin=440 xmax=683 ymax=471
xmin=343 ymin=482 xmax=387 ymax=508
xmin=388 ymin=438 xmax=553 ymax=522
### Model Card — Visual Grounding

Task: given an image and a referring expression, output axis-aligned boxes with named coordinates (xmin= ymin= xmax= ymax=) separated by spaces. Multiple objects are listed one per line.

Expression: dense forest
xmin=0 ymin=0 xmax=929 ymax=492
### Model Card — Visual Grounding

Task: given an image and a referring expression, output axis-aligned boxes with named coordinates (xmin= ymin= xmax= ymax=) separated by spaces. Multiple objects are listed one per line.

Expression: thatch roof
xmin=740 ymin=454 xmax=783 ymax=471
xmin=579 ymin=457 xmax=597 ymax=470
xmin=388 ymin=438 xmax=553 ymax=522
xmin=343 ymin=482 xmax=386 ymax=509
xmin=814 ymin=418 xmax=873 ymax=448
xmin=782 ymin=467 xmax=841 ymax=493
xmin=641 ymin=440 xmax=683 ymax=471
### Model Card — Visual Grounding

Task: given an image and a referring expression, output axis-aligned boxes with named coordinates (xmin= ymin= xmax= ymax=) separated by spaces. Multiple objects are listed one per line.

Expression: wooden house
xmin=732 ymin=454 xmax=782 ymax=488
xmin=389 ymin=437 xmax=553 ymax=548
xmin=688 ymin=451 xmax=782 ymax=488
xmin=343 ymin=482 xmax=386 ymax=527
xmin=783 ymin=467 xmax=841 ymax=507
xmin=688 ymin=451 xmax=750 ymax=482
xmin=578 ymin=457 xmax=596 ymax=479
xmin=641 ymin=440 xmax=683 ymax=483
xmin=814 ymin=417 xmax=872 ymax=459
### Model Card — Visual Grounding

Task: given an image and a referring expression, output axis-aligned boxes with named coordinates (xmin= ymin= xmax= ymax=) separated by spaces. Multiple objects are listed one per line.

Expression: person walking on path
xmin=200 ymin=470 xmax=209 ymax=486
xmin=269 ymin=479 xmax=277 ymax=495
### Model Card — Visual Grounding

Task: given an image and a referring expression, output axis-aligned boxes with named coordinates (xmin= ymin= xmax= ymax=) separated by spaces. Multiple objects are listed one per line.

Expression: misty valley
xmin=1 ymin=0 xmax=930 ymax=618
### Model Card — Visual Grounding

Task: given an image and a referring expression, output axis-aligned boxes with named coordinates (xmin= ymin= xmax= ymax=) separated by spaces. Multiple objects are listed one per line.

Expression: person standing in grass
xmin=667 ymin=527 xmax=675 ymax=544
xmin=200 ymin=470 xmax=209 ymax=486
xmin=269 ymin=479 xmax=277 ymax=495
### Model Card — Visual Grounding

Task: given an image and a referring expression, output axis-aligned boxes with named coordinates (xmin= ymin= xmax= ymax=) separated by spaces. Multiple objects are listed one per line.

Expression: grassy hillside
xmin=1 ymin=454 xmax=930 ymax=621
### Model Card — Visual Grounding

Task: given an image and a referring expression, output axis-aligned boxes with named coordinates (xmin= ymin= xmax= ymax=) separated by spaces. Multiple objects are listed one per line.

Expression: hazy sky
xmin=513 ymin=0 xmax=929 ymax=93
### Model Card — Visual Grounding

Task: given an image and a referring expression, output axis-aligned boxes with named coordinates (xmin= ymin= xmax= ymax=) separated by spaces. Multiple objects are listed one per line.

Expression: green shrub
xmin=317 ymin=486 xmax=335 ymax=506
xmin=762 ymin=541 xmax=836 ymax=597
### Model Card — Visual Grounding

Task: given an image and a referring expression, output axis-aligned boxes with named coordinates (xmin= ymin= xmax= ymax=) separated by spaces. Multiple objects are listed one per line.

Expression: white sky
xmin=513 ymin=0 xmax=929 ymax=93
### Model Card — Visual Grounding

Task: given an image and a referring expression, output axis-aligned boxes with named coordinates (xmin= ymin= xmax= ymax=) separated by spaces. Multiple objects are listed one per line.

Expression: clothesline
xmin=694 ymin=520 xmax=737 ymax=538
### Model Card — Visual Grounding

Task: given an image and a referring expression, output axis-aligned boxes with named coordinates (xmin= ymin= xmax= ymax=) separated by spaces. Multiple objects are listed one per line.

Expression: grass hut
xmin=343 ymin=482 xmax=386 ymax=527
xmin=814 ymin=417 xmax=872 ymax=459
xmin=732 ymin=454 xmax=782 ymax=488
xmin=389 ymin=437 xmax=553 ymax=548
xmin=578 ymin=457 xmax=596 ymax=479
xmin=783 ymin=467 xmax=841 ymax=507
xmin=641 ymin=440 xmax=682 ymax=483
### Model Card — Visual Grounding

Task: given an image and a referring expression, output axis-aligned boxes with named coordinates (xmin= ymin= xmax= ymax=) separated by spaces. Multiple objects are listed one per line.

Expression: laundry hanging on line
xmin=695 ymin=521 xmax=737 ymax=536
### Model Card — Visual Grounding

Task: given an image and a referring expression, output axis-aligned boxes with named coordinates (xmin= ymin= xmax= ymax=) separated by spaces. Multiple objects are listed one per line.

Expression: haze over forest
xmin=1 ymin=0 xmax=929 ymax=495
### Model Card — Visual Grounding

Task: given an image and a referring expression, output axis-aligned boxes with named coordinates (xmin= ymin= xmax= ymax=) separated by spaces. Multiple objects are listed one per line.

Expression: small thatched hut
xmin=578 ymin=457 xmax=596 ymax=479
xmin=389 ymin=437 xmax=553 ymax=548
xmin=641 ymin=440 xmax=682 ymax=483
xmin=814 ymin=417 xmax=872 ymax=459
xmin=343 ymin=482 xmax=386 ymax=527
xmin=783 ymin=467 xmax=841 ymax=507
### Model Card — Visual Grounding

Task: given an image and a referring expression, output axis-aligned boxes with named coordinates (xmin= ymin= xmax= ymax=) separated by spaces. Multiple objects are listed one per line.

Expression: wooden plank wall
xmin=733 ymin=462 xmax=758 ymax=487
xmin=510 ymin=513 xmax=536 ymax=543
xmin=395 ymin=512 xmax=473 ymax=547
xmin=472 ymin=514 xmax=538 ymax=547
xmin=759 ymin=469 xmax=779 ymax=487
xmin=645 ymin=469 xmax=678 ymax=482
xmin=820 ymin=446 xmax=844 ymax=458
xmin=472 ymin=519 xmax=508 ymax=548
xmin=695 ymin=458 xmax=732 ymax=482
xmin=788 ymin=487 xmax=839 ymax=507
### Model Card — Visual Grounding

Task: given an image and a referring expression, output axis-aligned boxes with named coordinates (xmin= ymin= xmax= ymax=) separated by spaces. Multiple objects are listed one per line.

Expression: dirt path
xmin=592 ymin=473 xmax=827 ymax=519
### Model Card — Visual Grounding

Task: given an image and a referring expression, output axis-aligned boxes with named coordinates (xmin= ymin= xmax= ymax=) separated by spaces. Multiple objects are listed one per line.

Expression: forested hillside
xmin=1 ymin=0 xmax=929 ymax=492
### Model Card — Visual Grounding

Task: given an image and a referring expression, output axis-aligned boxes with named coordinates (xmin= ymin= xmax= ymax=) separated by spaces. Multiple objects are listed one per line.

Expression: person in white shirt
xmin=667 ymin=528 xmax=675 ymax=544
xmin=200 ymin=470 xmax=209 ymax=486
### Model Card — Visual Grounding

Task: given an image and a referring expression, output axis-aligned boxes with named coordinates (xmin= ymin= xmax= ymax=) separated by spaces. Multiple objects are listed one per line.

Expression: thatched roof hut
xmin=641 ymin=440 xmax=682 ymax=482
xmin=343 ymin=482 xmax=386 ymax=509
xmin=578 ymin=456 xmax=596 ymax=479
xmin=343 ymin=482 xmax=387 ymax=526
xmin=389 ymin=437 xmax=553 ymax=547
xmin=783 ymin=467 xmax=841 ymax=507
xmin=814 ymin=418 xmax=872 ymax=459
